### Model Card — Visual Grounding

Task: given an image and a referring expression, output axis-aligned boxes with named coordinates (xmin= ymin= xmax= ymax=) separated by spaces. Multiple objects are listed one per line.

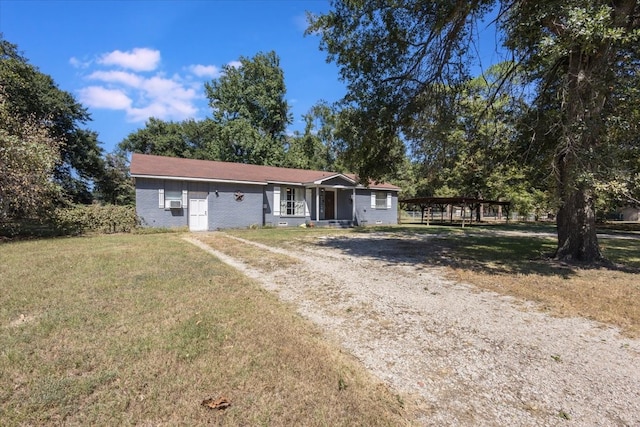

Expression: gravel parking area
xmin=187 ymin=232 xmax=640 ymax=426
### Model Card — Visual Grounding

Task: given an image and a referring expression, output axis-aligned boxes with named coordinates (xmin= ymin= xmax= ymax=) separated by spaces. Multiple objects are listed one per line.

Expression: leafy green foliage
xmin=0 ymin=88 xmax=62 ymax=223
xmin=406 ymin=66 xmax=535 ymax=201
xmin=334 ymin=106 xmax=406 ymax=184
xmin=52 ymin=204 xmax=139 ymax=235
xmin=205 ymin=51 xmax=291 ymax=166
xmin=118 ymin=117 xmax=220 ymax=159
xmin=0 ymin=36 xmax=104 ymax=203
xmin=309 ymin=1 xmax=640 ymax=262
xmin=93 ymin=153 xmax=135 ymax=206
xmin=284 ymin=101 xmax=346 ymax=171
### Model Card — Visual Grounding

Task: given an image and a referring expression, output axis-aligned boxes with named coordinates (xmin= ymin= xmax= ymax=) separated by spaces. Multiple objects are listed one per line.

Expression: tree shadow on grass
xmin=313 ymin=227 xmax=640 ymax=278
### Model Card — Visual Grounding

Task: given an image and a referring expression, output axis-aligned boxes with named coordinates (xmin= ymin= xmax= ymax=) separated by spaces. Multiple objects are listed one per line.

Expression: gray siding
xmin=354 ymin=189 xmax=398 ymax=226
xmin=136 ymin=178 xmax=188 ymax=228
xmin=136 ymin=178 xmax=264 ymax=230
xmin=264 ymin=184 xmax=310 ymax=227
xmin=136 ymin=178 xmax=398 ymax=229
xmin=208 ymin=182 xmax=264 ymax=229
xmin=336 ymin=189 xmax=353 ymax=220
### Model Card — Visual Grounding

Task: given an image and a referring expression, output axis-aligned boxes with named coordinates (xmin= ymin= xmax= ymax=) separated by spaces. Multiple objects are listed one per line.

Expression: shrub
xmin=53 ymin=204 xmax=139 ymax=235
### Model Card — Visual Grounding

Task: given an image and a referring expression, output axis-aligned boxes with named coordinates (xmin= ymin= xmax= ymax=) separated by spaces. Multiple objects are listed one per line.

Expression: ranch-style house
xmin=130 ymin=153 xmax=400 ymax=231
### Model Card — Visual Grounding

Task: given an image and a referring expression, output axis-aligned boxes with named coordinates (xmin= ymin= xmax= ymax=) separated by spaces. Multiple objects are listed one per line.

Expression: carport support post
xmin=461 ymin=203 xmax=466 ymax=228
xmin=316 ymin=186 xmax=320 ymax=222
xmin=352 ymin=187 xmax=356 ymax=223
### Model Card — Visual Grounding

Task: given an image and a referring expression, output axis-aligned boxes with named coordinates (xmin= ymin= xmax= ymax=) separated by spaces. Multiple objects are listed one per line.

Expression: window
xmin=158 ymin=187 xmax=187 ymax=209
xmin=371 ymin=191 xmax=392 ymax=209
xmin=165 ymin=190 xmax=182 ymax=202
xmin=281 ymin=187 xmax=305 ymax=216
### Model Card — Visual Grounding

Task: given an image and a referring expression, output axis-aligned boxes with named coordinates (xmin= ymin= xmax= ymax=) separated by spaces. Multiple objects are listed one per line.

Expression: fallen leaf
xmin=202 ymin=396 xmax=231 ymax=411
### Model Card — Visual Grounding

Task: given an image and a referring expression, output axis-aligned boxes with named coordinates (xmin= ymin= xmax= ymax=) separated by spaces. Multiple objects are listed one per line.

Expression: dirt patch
xmin=7 ymin=313 xmax=38 ymax=328
xmin=188 ymin=232 xmax=640 ymax=426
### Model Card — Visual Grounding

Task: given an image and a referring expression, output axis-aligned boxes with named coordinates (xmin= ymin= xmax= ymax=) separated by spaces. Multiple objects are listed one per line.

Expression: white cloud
xmin=69 ymin=56 xmax=92 ymax=69
xmin=227 ymin=60 xmax=242 ymax=69
xmin=98 ymin=48 xmax=161 ymax=71
xmin=189 ymin=64 xmax=221 ymax=78
xmin=78 ymin=86 xmax=132 ymax=110
xmin=80 ymin=72 xmax=199 ymax=123
xmin=127 ymin=104 xmax=170 ymax=123
xmin=77 ymin=48 xmax=230 ymax=123
xmin=88 ymin=70 xmax=143 ymax=87
xmin=128 ymin=100 xmax=197 ymax=123
xmin=145 ymin=76 xmax=195 ymax=97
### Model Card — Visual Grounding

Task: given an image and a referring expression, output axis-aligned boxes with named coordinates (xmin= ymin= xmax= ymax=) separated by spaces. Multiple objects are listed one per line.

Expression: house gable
xmin=310 ymin=175 xmax=356 ymax=188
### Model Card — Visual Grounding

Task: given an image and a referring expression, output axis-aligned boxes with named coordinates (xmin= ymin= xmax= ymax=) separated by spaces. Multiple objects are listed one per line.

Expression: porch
xmin=308 ymin=187 xmax=356 ymax=223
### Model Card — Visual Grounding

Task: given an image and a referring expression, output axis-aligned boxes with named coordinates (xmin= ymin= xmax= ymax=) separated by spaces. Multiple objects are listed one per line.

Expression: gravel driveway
xmin=186 ymin=232 xmax=640 ymax=426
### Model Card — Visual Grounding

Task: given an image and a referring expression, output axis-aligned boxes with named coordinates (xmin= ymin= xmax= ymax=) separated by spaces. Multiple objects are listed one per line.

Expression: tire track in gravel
xmin=186 ymin=233 xmax=640 ymax=427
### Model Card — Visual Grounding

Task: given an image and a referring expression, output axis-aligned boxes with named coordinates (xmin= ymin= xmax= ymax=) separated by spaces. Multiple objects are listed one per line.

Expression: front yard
xmin=0 ymin=234 xmax=410 ymax=426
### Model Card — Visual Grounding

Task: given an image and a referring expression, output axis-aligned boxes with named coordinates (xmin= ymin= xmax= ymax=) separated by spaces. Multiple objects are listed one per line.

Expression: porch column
xmin=352 ymin=188 xmax=356 ymax=222
xmin=316 ymin=186 xmax=320 ymax=221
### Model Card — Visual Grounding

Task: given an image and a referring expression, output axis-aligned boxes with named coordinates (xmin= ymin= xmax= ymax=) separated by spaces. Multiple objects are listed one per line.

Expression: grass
xmin=5 ymin=225 xmax=635 ymax=423
xmin=202 ymin=233 xmax=299 ymax=271
xmin=0 ymin=234 xmax=413 ymax=426
xmin=444 ymin=227 xmax=640 ymax=338
xmin=444 ymin=233 xmax=640 ymax=338
xmin=226 ymin=226 xmax=352 ymax=246
xmin=227 ymin=224 xmax=640 ymax=338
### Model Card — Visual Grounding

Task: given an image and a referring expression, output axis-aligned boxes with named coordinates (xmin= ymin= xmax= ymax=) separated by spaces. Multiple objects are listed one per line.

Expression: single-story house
xmin=130 ymin=153 xmax=400 ymax=231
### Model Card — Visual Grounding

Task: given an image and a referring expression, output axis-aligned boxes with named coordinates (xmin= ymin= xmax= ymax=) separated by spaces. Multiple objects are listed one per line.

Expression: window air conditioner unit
xmin=168 ymin=200 xmax=182 ymax=209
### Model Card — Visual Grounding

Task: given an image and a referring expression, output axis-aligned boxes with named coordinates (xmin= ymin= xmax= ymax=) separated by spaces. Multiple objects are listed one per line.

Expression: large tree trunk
xmin=555 ymin=178 xmax=602 ymax=262
xmin=553 ymin=65 xmax=605 ymax=263
xmin=553 ymin=45 xmax=604 ymax=264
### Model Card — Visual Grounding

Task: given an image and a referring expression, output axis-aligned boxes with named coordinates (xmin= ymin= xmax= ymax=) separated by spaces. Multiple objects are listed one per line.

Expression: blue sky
xmin=0 ymin=0 xmax=344 ymax=154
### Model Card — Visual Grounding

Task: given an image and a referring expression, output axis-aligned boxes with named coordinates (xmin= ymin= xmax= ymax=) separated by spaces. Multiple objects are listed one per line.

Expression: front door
xmin=189 ymin=198 xmax=208 ymax=231
xmin=324 ymin=190 xmax=335 ymax=220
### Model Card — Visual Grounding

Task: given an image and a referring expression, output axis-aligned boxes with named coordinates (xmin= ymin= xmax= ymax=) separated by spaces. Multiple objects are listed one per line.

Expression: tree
xmin=118 ymin=117 xmax=220 ymax=160
xmin=93 ymin=153 xmax=135 ymax=206
xmin=0 ymin=36 xmax=104 ymax=203
xmin=121 ymin=52 xmax=293 ymax=167
xmin=309 ymin=1 xmax=640 ymax=262
xmin=0 ymin=88 xmax=61 ymax=223
xmin=284 ymin=101 xmax=345 ymax=171
xmin=334 ymin=105 xmax=407 ymax=182
xmin=406 ymin=66 xmax=524 ymax=198
xmin=205 ymin=51 xmax=291 ymax=166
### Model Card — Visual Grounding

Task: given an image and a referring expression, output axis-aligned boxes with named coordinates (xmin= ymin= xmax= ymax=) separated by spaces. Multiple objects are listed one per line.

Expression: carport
xmin=399 ymin=196 xmax=511 ymax=226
